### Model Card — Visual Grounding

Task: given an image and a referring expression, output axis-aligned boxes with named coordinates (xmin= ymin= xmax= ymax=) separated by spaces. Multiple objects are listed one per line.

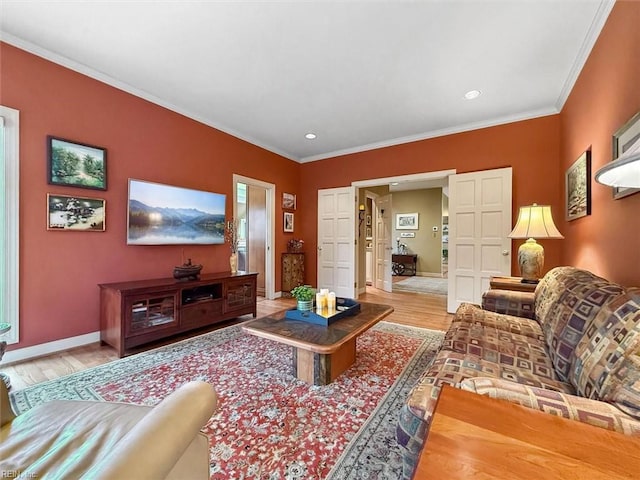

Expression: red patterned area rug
xmin=10 ymin=322 xmax=443 ymax=479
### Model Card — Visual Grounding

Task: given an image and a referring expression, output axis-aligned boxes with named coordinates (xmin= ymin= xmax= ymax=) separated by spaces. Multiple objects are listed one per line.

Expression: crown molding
xmin=554 ymin=0 xmax=615 ymax=110
xmin=299 ymin=108 xmax=559 ymax=163
xmin=0 ymin=33 xmax=298 ymax=161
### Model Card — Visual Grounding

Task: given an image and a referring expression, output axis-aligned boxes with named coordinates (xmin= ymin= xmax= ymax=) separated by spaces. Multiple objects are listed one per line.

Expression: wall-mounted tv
xmin=127 ymin=179 xmax=226 ymax=245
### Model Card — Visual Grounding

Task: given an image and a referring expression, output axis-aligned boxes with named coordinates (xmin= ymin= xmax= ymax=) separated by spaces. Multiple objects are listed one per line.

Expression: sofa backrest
xmin=535 ymin=266 xmax=625 ymax=382
xmin=571 ymin=289 xmax=640 ymax=412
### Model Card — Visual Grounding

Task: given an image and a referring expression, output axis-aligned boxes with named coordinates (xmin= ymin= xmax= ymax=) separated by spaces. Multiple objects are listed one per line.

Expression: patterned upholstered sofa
xmin=396 ymin=266 xmax=640 ymax=479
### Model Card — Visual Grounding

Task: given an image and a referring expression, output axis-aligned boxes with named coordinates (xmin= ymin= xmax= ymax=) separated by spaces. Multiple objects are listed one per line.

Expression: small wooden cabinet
xmin=282 ymin=253 xmax=305 ymax=296
xmin=100 ymin=271 xmax=257 ymax=357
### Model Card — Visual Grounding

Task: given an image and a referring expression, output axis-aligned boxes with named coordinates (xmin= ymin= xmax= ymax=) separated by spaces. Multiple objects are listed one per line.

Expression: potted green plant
xmin=290 ymin=285 xmax=315 ymax=311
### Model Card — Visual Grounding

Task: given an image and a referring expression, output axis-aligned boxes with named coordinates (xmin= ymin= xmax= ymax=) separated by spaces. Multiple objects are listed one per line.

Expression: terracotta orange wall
xmin=300 ymin=115 xmax=563 ymax=284
xmin=559 ymin=1 xmax=640 ymax=286
xmin=0 ymin=42 xmax=300 ymax=350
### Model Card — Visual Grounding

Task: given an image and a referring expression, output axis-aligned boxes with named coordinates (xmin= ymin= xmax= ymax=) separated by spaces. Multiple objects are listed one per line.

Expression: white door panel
xmin=317 ymin=186 xmax=356 ymax=299
xmin=447 ymin=167 xmax=512 ymax=313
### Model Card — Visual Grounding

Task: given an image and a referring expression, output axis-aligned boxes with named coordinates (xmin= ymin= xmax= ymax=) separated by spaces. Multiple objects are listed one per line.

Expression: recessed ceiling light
xmin=464 ymin=90 xmax=481 ymax=100
xmin=391 ymin=182 xmax=399 ymax=186
xmin=305 ymin=133 xmax=317 ymax=140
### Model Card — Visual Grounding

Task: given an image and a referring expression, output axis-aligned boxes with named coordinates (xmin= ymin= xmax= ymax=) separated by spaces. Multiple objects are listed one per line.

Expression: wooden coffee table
xmin=242 ymin=302 xmax=393 ymax=385
xmin=413 ymin=385 xmax=640 ymax=479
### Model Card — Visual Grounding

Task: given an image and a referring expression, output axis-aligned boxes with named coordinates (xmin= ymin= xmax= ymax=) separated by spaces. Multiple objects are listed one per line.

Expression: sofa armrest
xmin=85 ymin=381 xmax=218 ymax=480
xmin=481 ymin=289 xmax=536 ymax=320
xmin=460 ymin=377 xmax=640 ymax=436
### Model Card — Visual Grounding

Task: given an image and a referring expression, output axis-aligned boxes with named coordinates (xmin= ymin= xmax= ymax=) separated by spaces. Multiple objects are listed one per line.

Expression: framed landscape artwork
xmin=396 ymin=212 xmax=419 ymax=230
xmin=47 ymin=193 xmax=106 ymax=231
xmin=611 ymin=110 xmax=640 ymax=199
xmin=47 ymin=136 xmax=107 ymax=190
xmin=565 ymin=149 xmax=591 ymax=221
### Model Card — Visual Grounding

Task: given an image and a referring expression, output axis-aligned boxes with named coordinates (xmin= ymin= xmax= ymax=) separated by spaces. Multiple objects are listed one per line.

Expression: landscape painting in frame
xmin=396 ymin=212 xmax=419 ymax=230
xmin=565 ymin=149 xmax=591 ymax=221
xmin=47 ymin=194 xmax=105 ymax=231
xmin=127 ymin=179 xmax=226 ymax=245
xmin=47 ymin=136 xmax=107 ymax=190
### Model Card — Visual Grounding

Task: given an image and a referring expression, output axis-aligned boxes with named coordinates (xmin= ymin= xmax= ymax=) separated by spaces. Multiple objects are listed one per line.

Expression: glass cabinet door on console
xmin=225 ymin=278 xmax=256 ymax=313
xmin=125 ymin=293 xmax=179 ymax=336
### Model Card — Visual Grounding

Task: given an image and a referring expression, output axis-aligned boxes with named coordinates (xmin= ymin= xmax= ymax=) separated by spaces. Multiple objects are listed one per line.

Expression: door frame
xmin=233 ymin=174 xmax=276 ymax=300
xmin=353 ymin=169 xmax=456 ymax=294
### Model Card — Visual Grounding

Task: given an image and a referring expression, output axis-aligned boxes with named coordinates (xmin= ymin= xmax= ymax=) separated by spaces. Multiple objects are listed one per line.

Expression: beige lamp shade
xmin=509 ymin=204 xmax=563 ymax=283
xmin=508 ymin=204 xmax=564 ymax=240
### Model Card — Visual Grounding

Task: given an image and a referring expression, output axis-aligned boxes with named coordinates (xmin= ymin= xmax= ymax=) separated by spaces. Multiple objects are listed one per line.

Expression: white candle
xmin=327 ymin=292 xmax=336 ymax=311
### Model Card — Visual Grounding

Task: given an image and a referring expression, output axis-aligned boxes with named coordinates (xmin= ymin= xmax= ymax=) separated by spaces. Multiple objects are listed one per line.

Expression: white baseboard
xmin=417 ymin=271 xmax=446 ymax=278
xmin=3 ymin=331 xmax=100 ymax=365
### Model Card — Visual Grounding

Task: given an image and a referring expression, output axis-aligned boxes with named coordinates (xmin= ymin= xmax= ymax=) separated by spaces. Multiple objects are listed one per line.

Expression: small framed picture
xmin=365 ymin=214 xmax=372 ymax=226
xmin=47 ymin=136 xmax=107 ymax=190
xmin=282 ymin=192 xmax=296 ymax=210
xmin=565 ymin=149 xmax=591 ymax=221
xmin=366 ymin=227 xmax=372 ymax=239
xmin=47 ymin=194 xmax=106 ymax=231
xmin=284 ymin=212 xmax=294 ymax=232
xmin=396 ymin=212 xmax=419 ymax=230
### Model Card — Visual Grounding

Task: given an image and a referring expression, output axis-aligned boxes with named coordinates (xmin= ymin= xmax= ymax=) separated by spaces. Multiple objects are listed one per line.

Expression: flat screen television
xmin=127 ymin=179 xmax=226 ymax=245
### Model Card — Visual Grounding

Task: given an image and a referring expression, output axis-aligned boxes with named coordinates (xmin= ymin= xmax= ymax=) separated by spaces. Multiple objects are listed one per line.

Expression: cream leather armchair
xmin=0 ymin=380 xmax=217 ymax=479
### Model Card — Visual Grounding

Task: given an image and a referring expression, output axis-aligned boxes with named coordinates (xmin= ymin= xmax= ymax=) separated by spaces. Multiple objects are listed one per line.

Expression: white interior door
xmin=447 ymin=167 xmax=512 ymax=313
xmin=375 ymin=194 xmax=392 ymax=292
xmin=317 ymin=186 xmax=356 ymax=298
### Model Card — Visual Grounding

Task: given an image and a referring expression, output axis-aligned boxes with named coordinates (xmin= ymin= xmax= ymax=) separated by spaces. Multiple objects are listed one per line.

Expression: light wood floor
xmin=3 ymin=287 xmax=452 ymax=391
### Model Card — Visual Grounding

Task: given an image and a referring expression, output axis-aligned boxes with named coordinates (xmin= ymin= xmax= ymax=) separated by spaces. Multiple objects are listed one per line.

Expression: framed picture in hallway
xmin=396 ymin=212 xmax=418 ymax=230
xmin=284 ymin=212 xmax=294 ymax=232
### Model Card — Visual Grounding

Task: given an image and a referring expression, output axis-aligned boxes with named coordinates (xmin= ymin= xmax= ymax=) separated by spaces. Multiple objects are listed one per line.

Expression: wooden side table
xmin=413 ymin=385 xmax=640 ymax=479
xmin=489 ymin=275 xmax=537 ymax=293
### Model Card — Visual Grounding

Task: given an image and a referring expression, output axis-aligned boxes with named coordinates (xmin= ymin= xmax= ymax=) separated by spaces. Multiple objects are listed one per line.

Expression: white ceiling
xmin=0 ymin=1 xmax=613 ymax=163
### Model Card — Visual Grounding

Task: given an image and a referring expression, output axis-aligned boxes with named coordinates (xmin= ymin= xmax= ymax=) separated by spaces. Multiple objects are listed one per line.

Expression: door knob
xmin=502 ymin=250 xmax=509 ymax=256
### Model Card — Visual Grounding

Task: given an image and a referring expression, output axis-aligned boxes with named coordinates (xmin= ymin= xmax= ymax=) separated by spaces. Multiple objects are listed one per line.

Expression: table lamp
xmin=508 ymin=204 xmax=564 ymax=283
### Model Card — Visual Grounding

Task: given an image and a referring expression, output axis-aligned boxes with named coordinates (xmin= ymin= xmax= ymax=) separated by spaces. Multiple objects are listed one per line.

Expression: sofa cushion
xmin=535 ymin=267 xmax=625 ymax=382
xmin=571 ymin=289 xmax=640 ymax=399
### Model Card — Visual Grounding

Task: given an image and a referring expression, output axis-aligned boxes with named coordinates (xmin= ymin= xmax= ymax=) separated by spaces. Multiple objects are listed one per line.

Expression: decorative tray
xmin=284 ymin=297 xmax=361 ymax=326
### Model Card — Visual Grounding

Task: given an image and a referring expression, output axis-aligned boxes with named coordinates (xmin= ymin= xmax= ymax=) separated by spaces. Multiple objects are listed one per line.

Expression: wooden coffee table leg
xmin=293 ymin=338 xmax=357 ymax=385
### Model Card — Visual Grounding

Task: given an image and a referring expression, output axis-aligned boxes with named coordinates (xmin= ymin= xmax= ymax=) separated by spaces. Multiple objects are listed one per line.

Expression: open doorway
xmin=233 ymin=174 xmax=276 ymax=300
xmin=354 ymin=170 xmax=455 ymax=298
